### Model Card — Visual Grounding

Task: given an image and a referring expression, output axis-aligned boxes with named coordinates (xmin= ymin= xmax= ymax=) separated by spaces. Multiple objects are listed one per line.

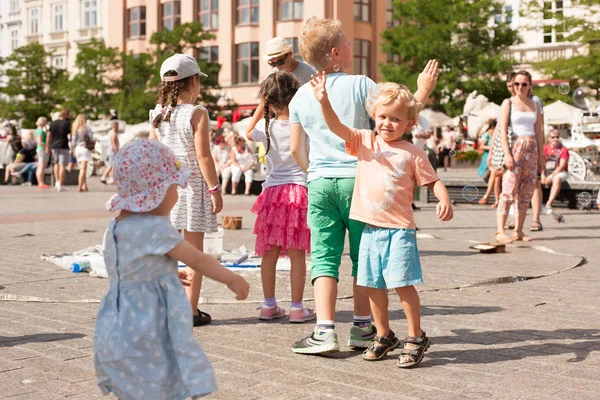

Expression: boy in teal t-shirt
xmin=289 ymin=16 xmax=376 ymax=354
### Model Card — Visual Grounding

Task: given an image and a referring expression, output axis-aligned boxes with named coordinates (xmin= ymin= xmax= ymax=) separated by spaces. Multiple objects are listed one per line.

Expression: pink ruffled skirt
xmin=251 ymin=183 xmax=310 ymax=256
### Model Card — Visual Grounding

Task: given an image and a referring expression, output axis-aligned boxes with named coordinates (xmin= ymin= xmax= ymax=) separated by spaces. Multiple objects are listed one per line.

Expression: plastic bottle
xmin=69 ymin=260 xmax=91 ymax=273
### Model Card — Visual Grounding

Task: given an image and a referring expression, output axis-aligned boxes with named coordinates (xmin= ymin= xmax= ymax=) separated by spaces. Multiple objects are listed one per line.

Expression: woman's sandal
xmin=512 ymin=231 xmax=533 ymax=242
xmin=478 ymin=196 xmax=489 ymax=205
xmin=530 ymin=220 xmax=543 ymax=232
xmin=505 ymin=220 xmax=516 ymax=230
xmin=490 ymin=201 xmax=499 ymax=208
xmin=397 ymin=331 xmax=431 ymax=368
xmin=362 ymin=330 xmax=401 ymax=361
xmin=193 ymin=309 xmax=212 ymax=327
xmin=494 ymin=232 xmax=513 ymax=244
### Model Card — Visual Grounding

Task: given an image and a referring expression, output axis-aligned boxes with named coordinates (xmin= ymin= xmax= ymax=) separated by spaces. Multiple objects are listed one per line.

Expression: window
xmin=387 ymin=53 xmax=400 ymax=64
xmin=543 ymin=24 xmax=565 ymax=43
xmin=278 ymin=0 xmax=303 ymax=21
xmin=10 ymin=0 xmax=19 ymax=12
xmin=29 ymin=7 xmax=40 ymax=35
xmin=162 ymin=1 xmax=181 ymax=31
xmin=387 ymin=0 xmax=399 ymax=27
xmin=236 ymin=0 xmax=259 ymax=25
xmin=52 ymin=56 xmax=65 ymax=69
xmin=285 ymin=37 xmax=302 ymax=60
xmin=53 ymin=4 xmax=64 ymax=32
xmin=544 ymin=0 xmax=563 ymax=19
xmin=197 ymin=46 xmax=219 ymax=63
xmin=82 ymin=0 xmax=98 ymax=28
xmin=198 ymin=0 xmax=218 ymax=30
xmin=128 ymin=7 xmax=146 ymax=38
xmin=11 ymin=29 xmax=19 ymax=50
xmin=504 ymin=5 xmax=513 ymax=24
xmin=354 ymin=39 xmax=370 ymax=76
xmin=235 ymin=42 xmax=259 ymax=84
xmin=354 ymin=0 xmax=370 ymax=22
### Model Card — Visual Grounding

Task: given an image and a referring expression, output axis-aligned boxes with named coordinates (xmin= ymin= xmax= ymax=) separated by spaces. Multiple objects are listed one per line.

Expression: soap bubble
xmin=449 ymin=149 xmax=456 ymax=157
xmin=558 ymin=83 xmax=570 ymax=95
xmin=462 ymin=185 xmax=479 ymax=202
xmin=333 ymin=64 xmax=340 ymax=72
xmin=592 ymin=187 xmax=599 ymax=196
xmin=325 ymin=54 xmax=332 ymax=61
xmin=577 ymin=192 xmax=592 ymax=207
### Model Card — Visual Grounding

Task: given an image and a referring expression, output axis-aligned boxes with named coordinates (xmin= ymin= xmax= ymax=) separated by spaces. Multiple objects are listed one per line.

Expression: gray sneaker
xmin=292 ymin=328 xmax=340 ymax=354
xmin=348 ymin=323 xmax=376 ymax=349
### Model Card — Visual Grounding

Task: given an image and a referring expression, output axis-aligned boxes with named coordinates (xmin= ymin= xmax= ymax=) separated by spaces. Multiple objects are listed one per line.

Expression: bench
xmin=423 ymin=177 xmax=600 ymax=209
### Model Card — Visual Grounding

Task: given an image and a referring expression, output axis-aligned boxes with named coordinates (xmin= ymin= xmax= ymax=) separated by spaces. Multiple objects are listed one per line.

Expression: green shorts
xmin=307 ymin=178 xmax=365 ymax=283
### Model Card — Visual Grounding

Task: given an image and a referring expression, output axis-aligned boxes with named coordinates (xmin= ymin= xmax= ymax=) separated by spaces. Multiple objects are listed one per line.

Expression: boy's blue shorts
xmin=357 ymin=225 xmax=423 ymax=289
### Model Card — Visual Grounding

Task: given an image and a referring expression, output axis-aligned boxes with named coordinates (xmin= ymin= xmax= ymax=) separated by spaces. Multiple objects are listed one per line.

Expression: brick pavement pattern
xmin=1 ymin=178 xmax=599 ymax=399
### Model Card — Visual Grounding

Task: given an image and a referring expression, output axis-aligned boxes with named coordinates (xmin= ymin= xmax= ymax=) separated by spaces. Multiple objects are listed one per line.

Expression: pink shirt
xmin=347 ymin=129 xmax=439 ymax=229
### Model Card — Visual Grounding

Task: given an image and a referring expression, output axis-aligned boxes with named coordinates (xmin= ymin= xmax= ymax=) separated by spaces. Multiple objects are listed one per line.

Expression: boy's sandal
xmin=494 ymin=232 xmax=513 ymax=244
xmin=362 ymin=330 xmax=401 ymax=361
xmin=193 ymin=309 xmax=212 ymax=327
xmin=512 ymin=232 xmax=533 ymax=242
xmin=530 ymin=220 xmax=543 ymax=232
xmin=397 ymin=331 xmax=431 ymax=369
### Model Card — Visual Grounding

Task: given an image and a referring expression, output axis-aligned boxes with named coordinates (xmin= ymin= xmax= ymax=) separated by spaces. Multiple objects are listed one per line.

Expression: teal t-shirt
xmin=35 ymin=128 xmax=46 ymax=152
xmin=289 ymin=73 xmax=376 ymax=182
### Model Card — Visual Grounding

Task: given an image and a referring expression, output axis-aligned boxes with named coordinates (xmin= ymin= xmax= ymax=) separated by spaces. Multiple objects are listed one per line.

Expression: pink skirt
xmin=251 ymin=183 xmax=310 ymax=256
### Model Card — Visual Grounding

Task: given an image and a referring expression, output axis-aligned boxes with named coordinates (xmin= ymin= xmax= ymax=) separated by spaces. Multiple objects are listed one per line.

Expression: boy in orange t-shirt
xmin=310 ymin=64 xmax=453 ymax=369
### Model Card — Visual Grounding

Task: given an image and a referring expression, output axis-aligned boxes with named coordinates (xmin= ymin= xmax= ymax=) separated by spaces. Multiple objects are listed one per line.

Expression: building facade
xmin=0 ymin=0 xmax=24 ymax=85
xmin=20 ymin=0 xmax=110 ymax=72
xmin=106 ymin=0 xmax=399 ymax=107
xmin=498 ymin=0 xmax=597 ymax=81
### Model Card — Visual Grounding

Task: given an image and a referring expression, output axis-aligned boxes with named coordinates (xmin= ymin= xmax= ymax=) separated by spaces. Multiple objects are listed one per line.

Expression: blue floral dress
xmin=94 ymin=214 xmax=216 ymax=400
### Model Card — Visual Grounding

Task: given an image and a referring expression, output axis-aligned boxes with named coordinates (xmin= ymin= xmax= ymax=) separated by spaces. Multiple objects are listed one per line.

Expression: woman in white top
xmin=211 ymin=135 xmax=232 ymax=193
xmin=495 ymin=70 xmax=544 ymax=244
xmin=229 ymin=136 xmax=254 ymax=195
xmin=71 ymin=114 xmax=94 ymax=192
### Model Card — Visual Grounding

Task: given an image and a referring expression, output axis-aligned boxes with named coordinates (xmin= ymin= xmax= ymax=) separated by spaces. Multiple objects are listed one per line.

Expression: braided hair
xmin=152 ymin=71 xmax=198 ymax=128
xmin=257 ymin=71 xmax=300 ymax=154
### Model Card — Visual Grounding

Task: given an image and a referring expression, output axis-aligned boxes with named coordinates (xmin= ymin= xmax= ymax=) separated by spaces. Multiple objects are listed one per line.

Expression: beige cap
xmin=160 ymin=54 xmax=207 ymax=82
xmin=263 ymin=37 xmax=293 ymax=60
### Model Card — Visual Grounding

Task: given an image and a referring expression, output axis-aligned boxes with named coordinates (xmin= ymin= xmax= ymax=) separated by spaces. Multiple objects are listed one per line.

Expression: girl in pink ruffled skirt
xmin=246 ymin=71 xmax=315 ymax=323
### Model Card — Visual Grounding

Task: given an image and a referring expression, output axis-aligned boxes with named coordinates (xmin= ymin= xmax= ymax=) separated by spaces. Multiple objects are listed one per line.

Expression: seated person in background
xmin=23 ymin=131 xmax=37 ymax=150
xmin=4 ymin=146 xmax=36 ymax=184
xmin=541 ymin=129 xmax=569 ymax=215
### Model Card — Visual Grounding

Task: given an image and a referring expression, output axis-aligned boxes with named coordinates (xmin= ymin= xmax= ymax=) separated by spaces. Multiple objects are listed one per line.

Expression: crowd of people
xmin=93 ymin=18 xmax=453 ymax=399
xmin=2 ymin=15 xmax=598 ymax=399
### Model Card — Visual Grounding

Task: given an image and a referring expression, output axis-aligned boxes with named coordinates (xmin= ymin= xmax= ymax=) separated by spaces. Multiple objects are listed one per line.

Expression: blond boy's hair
xmin=366 ymin=83 xmax=420 ymax=124
xmin=299 ymin=16 xmax=343 ymax=70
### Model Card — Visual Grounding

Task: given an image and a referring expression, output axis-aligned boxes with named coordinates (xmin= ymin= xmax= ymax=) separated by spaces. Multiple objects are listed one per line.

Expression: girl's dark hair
xmin=152 ymin=71 xmax=199 ymax=128
xmin=514 ymin=70 xmax=532 ymax=84
xmin=488 ymin=119 xmax=497 ymax=130
xmin=257 ymin=71 xmax=299 ymax=154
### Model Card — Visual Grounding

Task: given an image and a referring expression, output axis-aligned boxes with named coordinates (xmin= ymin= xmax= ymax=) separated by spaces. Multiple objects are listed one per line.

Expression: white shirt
xmin=252 ymin=119 xmax=307 ymax=189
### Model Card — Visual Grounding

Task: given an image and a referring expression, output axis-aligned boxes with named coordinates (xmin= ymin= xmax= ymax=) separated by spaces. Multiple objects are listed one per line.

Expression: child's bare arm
xmin=426 ymin=180 xmax=453 ymax=221
xmin=168 ymin=240 xmax=250 ymax=300
xmin=245 ymin=99 xmax=265 ymax=137
xmin=413 ymin=60 xmax=440 ymax=112
xmin=310 ymin=71 xmax=357 ymax=142
xmin=290 ymin=123 xmax=309 ymax=173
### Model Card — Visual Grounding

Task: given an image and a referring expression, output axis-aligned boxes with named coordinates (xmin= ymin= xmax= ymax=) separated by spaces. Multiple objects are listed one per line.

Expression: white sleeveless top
xmin=510 ymin=102 xmax=537 ymax=137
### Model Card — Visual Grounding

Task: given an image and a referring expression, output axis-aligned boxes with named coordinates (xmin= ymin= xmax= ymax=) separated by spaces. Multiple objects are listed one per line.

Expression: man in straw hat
xmin=246 ymin=37 xmax=316 ymax=136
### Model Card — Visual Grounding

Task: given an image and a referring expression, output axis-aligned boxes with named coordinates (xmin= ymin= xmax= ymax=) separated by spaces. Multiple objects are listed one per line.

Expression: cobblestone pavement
xmin=1 ymin=177 xmax=599 ymax=399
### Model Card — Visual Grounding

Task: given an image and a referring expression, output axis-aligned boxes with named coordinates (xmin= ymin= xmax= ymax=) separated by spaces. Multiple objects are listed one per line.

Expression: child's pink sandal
xmin=289 ymin=307 xmax=316 ymax=323
xmin=258 ymin=305 xmax=286 ymax=320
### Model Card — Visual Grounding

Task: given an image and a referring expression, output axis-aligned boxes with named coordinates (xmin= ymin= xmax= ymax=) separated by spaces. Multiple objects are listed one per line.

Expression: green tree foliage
xmin=113 ymin=52 xmax=157 ymax=124
xmin=0 ymin=44 xmax=66 ymax=128
xmin=522 ymin=0 xmax=600 ymax=104
xmin=59 ymin=39 xmax=120 ymax=119
xmin=381 ymin=0 xmax=520 ymax=116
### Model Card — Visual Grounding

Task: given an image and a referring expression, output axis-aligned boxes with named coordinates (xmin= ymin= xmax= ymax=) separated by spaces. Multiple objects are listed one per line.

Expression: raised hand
xmin=310 ymin=71 xmax=329 ymax=104
xmin=417 ymin=59 xmax=440 ymax=96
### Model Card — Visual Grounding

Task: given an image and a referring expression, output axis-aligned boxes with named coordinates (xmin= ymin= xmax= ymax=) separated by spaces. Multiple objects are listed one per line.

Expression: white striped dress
xmin=150 ymin=104 xmax=218 ymax=233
